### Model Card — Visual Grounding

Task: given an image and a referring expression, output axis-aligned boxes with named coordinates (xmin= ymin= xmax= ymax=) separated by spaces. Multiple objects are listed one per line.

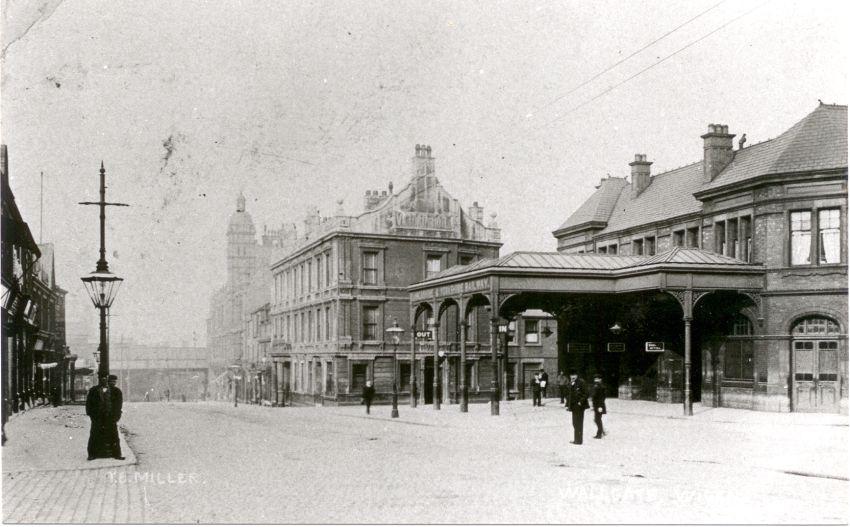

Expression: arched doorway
xmin=791 ymin=316 xmax=842 ymax=412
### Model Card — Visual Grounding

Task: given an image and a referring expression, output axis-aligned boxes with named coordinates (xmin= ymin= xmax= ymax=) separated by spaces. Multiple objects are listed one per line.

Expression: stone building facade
xmin=205 ymin=193 xmax=296 ymax=400
xmin=553 ymin=103 xmax=847 ymax=413
xmin=268 ymin=145 xmax=503 ymax=405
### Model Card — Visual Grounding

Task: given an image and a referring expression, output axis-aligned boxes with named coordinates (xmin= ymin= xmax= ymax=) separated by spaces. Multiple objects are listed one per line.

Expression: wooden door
xmin=793 ymin=340 xmax=840 ymax=412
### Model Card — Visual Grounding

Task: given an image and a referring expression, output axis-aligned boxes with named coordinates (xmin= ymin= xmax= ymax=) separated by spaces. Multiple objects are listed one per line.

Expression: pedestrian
xmin=565 ymin=370 xmax=589 ymax=445
xmin=144 ymin=390 xmax=150 ymax=402
xmin=85 ymin=374 xmax=124 ymax=460
xmin=165 ymin=389 xmax=170 ymax=402
xmin=531 ymin=372 xmax=542 ymax=407
xmin=591 ymin=373 xmax=607 ymax=439
xmin=540 ymin=369 xmax=549 ymax=398
xmin=362 ymin=380 xmax=375 ymax=414
xmin=557 ymin=371 xmax=568 ymax=404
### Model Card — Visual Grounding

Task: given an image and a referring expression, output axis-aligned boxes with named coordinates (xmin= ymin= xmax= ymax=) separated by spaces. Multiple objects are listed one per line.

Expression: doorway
xmin=791 ymin=316 xmax=841 ymax=413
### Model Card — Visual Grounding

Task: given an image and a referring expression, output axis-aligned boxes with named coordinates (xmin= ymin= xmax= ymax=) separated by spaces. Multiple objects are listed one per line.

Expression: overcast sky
xmin=2 ymin=0 xmax=847 ymax=348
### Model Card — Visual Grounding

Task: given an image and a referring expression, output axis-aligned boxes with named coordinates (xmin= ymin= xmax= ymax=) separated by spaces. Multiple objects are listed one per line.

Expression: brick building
xmin=410 ymin=103 xmax=847 ymax=414
xmin=268 ymin=145 xmax=503 ymax=406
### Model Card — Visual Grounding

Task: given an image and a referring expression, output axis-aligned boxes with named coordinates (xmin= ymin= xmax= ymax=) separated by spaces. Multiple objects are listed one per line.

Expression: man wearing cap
xmin=565 ymin=370 xmax=589 ymax=445
xmin=590 ymin=373 xmax=607 ymax=439
xmin=85 ymin=374 xmax=124 ymax=460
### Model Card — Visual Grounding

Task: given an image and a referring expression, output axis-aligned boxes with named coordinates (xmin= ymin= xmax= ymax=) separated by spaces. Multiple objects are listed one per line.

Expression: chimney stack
xmin=629 ymin=154 xmax=652 ymax=198
xmin=701 ymin=124 xmax=735 ymax=183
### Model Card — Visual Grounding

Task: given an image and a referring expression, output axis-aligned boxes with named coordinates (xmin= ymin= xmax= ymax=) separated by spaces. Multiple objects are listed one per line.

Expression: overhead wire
xmin=529 ymin=0 xmax=728 ymax=117
xmin=542 ymin=1 xmax=770 ymax=127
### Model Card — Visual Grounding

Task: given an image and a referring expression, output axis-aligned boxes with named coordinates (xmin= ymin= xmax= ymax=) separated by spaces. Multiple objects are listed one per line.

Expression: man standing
xmin=540 ymin=369 xmax=549 ymax=399
xmin=565 ymin=370 xmax=589 ymax=445
xmin=557 ymin=371 xmax=568 ymax=404
xmin=362 ymin=380 xmax=376 ymax=415
xmin=85 ymin=374 xmax=124 ymax=460
xmin=531 ymin=372 xmax=542 ymax=407
xmin=591 ymin=373 xmax=607 ymax=439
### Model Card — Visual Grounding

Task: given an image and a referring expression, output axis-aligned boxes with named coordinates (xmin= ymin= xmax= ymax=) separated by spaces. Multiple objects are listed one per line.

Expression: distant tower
xmin=226 ymin=192 xmax=257 ymax=287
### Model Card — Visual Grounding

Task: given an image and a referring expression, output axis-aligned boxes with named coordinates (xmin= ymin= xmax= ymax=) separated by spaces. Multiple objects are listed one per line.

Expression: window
xmin=598 ymin=246 xmax=607 ymax=254
xmin=687 ymin=227 xmax=700 ymax=248
xmin=325 ymin=307 xmax=331 ymax=341
xmin=316 ymin=308 xmax=322 ymax=341
xmin=307 ymin=261 xmax=312 ymax=292
xmin=399 ymin=362 xmax=411 ymax=391
xmin=790 ymin=211 xmax=812 ymax=265
xmin=715 ymin=221 xmax=726 ymax=255
xmin=362 ymin=307 xmax=379 ymax=340
xmin=325 ymin=361 xmax=334 ymax=395
xmin=740 ymin=216 xmax=752 ymax=262
xmin=673 ymin=230 xmax=685 ymax=248
xmin=608 ymin=244 xmax=618 ymax=254
xmin=325 ymin=253 xmax=332 ymax=286
xmin=524 ymin=319 xmax=539 ymax=344
xmin=645 ymin=236 xmax=656 ymax=256
xmin=426 ymin=255 xmax=442 ymax=279
xmin=727 ymin=218 xmax=738 ymax=258
xmin=632 ymin=239 xmax=644 ymax=256
xmin=362 ymin=252 xmax=378 ymax=285
xmin=351 ymin=364 xmax=368 ymax=392
xmin=724 ymin=315 xmax=754 ymax=381
xmin=793 ymin=316 xmax=840 ymax=336
xmin=316 ymin=257 xmax=323 ymax=290
xmin=460 ymin=254 xmax=474 ymax=266
xmin=819 ymin=209 xmax=840 ymax=264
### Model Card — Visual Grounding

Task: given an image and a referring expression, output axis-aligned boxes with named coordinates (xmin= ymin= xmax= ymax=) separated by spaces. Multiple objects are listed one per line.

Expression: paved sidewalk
xmin=2 ymin=405 xmax=141 ymax=523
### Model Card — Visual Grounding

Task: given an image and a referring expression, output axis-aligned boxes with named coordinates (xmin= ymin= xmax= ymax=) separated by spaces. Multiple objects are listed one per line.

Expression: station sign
xmin=645 ymin=342 xmax=665 ymax=352
xmin=607 ymin=342 xmax=625 ymax=353
xmin=415 ymin=330 xmax=433 ymax=340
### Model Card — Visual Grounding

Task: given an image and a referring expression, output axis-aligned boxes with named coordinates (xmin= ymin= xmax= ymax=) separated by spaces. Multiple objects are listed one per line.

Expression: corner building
xmin=269 ymin=145 xmax=501 ymax=405
xmin=410 ymin=104 xmax=847 ymax=414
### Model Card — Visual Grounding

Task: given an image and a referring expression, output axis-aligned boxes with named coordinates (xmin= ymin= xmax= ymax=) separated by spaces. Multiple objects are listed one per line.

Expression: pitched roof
xmin=701 ymin=103 xmax=848 ymax=192
xmin=555 ymin=177 xmax=627 ymax=232
xmin=597 ymin=162 xmax=704 ymax=235
xmin=555 ymin=104 xmax=848 ymax=239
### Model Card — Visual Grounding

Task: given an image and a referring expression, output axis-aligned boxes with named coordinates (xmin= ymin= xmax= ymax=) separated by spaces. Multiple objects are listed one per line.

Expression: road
xmin=4 ymin=398 xmax=848 ymax=523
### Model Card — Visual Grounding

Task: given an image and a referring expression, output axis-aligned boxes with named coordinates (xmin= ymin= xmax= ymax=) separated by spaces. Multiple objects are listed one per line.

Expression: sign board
xmin=415 ymin=330 xmax=433 ymax=340
xmin=567 ymin=342 xmax=592 ymax=354
xmin=645 ymin=342 xmax=665 ymax=352
xmin=607 ymin=342 xmax=625 ymax=353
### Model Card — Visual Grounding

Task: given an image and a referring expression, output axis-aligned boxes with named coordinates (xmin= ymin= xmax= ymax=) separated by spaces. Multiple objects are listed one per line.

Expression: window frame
xmin=362 ymin=251 xmax=379 ymax=285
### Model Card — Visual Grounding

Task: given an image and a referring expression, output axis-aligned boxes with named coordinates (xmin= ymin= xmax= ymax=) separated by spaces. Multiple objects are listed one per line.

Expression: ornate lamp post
xmin=79 ymin=162 xmax=128 ymax=379
xmin=385 ymin=319 xmax=405 ymax=418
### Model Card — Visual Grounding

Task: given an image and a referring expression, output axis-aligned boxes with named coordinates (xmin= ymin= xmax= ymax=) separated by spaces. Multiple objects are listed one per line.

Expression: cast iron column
xmin=410 ymin=325 xmax=417 ymax=408
xmin=683 ymin=316 xmax=693 ymax=416
xmin=490 ymin=317 xmax=500 ymax=416
xmin=460 ymin=321 xmax=468 ymax=412
xmin=433 ymin=324 xmax=440 ymax=410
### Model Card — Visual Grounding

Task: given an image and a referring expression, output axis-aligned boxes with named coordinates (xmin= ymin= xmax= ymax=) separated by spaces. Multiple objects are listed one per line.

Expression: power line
xmin=531 ymin=0 xmax=727 ymax=117
xmin=543 ymin=1 xmax=769 ymax=127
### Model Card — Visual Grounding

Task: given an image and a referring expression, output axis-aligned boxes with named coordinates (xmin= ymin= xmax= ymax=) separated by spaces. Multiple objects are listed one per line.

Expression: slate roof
xmin=598 ymin=161 xmax=704 ymax=235
xmin=555 ymin=104 xmax=848 ymax=237
xmin=700 ymin=103 xmax=848 ymax=192
xmin=555 ymin=177 xmax=627 ymax=232
xmin=421 ymin=248 xmax=754 ymax=283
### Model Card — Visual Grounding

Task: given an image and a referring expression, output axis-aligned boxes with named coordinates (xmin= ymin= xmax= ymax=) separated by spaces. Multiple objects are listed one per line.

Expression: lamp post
xmin=385 ymin=319 xmax=405 ymax=418
xmin=79 ymin=162 xmax=128 ymax=379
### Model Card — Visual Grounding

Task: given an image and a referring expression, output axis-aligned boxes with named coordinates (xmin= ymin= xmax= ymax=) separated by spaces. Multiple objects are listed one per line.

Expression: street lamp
xmin=385 ymin=319 xmax=405 ymax=418
xmin=79 ymin=162 xmax=128 ymax=379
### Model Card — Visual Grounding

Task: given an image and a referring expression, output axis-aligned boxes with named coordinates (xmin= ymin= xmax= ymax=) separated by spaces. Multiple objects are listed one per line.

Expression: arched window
xmin=792 ymin=316 xmax=840 ymax=336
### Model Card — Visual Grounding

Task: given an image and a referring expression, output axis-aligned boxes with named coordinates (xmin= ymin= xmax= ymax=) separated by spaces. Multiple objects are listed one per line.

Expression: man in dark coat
xmin=540 ymin=369 xmax=549 ymax=398
xmin=565 ymin=370 xmax=589 ymax=445
xmin=590 ymin=373 xmax=607 ymax=439
xmin=361 ymin=380 xmax=376 ymax=414
xmin=531 ymin=372 xmax=542 ymax=407
xmin=86 ymin=374 xmax=124 ymax=460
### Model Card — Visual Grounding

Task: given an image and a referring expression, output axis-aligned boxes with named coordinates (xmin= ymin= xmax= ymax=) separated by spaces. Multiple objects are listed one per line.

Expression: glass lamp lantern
xmin=81 ymin=270 xmax=123 ymax=309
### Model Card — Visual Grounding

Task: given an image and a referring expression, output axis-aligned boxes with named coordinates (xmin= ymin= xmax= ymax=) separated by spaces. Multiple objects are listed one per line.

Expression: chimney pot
xmin=629 ymin=154 xmax=653 ymax=198
xmin=701 ymin=123 xmax=735 ymax=183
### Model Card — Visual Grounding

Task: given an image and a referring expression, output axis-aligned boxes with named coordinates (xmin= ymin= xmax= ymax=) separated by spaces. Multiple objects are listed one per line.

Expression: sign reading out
xmin=415 ymin=330 xmax=433 ymax=340
xmin=645 ymin=342 xmax=665 ymax=352
xmin=607 ymin=342 xmax=626 ymax=353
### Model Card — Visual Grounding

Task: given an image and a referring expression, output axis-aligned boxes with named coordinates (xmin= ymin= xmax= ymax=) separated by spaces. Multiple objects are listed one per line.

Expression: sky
xmin=1 ymin=0 xmax=847 ymax=349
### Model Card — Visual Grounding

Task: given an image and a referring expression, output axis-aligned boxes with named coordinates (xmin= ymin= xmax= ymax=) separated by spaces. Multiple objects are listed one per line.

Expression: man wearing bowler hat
xmin=565 ymin=370 xmax=589 ymax=445
xmin=86 ymin=374 xmax=124 ymax=460
xmin=590 ymin=372 xmax=607 ymax=438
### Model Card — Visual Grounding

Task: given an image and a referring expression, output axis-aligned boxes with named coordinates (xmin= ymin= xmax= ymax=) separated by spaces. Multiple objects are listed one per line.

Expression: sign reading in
xmin=645 ymin=342 xmax=665 ymax=352
xmin=415 ymin=331 xmax=433 ymax=340
xmin=607 ymin=342 xmax=625 ymax=353
xmin=567 ymin=342 xmax=592 ymax=354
